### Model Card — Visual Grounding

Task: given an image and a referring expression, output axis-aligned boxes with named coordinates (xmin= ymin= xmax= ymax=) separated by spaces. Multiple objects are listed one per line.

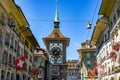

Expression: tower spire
xmin=54 ymin=0 xmax=59 ymax=28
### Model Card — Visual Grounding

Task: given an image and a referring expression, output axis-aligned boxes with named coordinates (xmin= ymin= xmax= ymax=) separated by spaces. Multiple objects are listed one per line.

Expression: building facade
xmin=33 ymin=48 xmax=48 ymax=80
xmin=0 ymin=0 xmax=40 ymax=80
xmin=77 ymin=40 xmax=97 ymax=80
xmin=90 ymin=0 xmax=120 ymax=80
xmin=66 ymin=60 xmax=80 ymax=80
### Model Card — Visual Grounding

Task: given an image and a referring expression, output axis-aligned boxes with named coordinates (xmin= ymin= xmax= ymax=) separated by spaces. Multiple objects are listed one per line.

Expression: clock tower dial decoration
xmin=50 ymin=46 xmax=62 ymax=63
xmin=49 ymin=43 xmax=63 ymax=64
xmin=42 ymin=0 xmax=70 ymax=79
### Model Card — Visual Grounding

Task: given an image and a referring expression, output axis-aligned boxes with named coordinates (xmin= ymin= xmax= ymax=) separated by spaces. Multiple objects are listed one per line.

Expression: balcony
xmin=114 ymin=65 xmax=120 ymax=73
xmin=100 ymin=56 xmax=106 ymax=64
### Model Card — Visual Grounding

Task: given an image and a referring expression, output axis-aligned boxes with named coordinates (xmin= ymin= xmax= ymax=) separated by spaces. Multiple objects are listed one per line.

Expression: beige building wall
xmin=0 ymin=0 xmax=39 ymax=80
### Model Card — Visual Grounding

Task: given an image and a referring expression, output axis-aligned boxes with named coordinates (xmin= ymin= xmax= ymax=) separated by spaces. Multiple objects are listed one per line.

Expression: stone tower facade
xmin=43 ymin=1 xmax=70 ymax=80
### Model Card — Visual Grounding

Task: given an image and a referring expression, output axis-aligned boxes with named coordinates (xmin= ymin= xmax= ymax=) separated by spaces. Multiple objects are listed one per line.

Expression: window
xmin=25 ymin=40 xmax=29 ymax=48
xmin=8 ymin=54 xmax=12 ymax=66
xmin=2 ymin=51 xmax=8 ymax=65
xmin=21 ymin=48 xmax=24 ymax=56
xmin=110 ymin=21 xmax=113 ymax=30
xmin=11 ymin=73 xmax=14 ymax=80
xmin=24 ymin=50 xmax=28 ymax=59
xmin=1 ymin=70 xmax=5 ymax=80
xmin=5 ymin=32 xmax=10 ymax=45
xmin=14 ymin=40 xmax=18 ymax=51
xmin=54 ymin=33 xmax=59 ymax=38
xmin=29 ymin=55 xmax=32 ymax=62
xmin=94 ymin=52 xmax=97 ymax=57
xmin=10 ymin=36 xmax=14 ymax=48
xmin=86 ymin=61 xmax=91 ymax=66
xmin=87 ymin=53 xmax=90 ymax=58
xmin=113 ymin=15 xmax=116 ymax=24
xmin=105 ymin=34 xmax=107 ymax=42
xmin=13 ymin=56 xmax=15 ymax=66
xmin=29 ymin=66 xmax=31 ymax=73
xmin=24 ymin=63 xmax=27 ymax=71
xmin=117 ymin=7 xmax=120 ymax=17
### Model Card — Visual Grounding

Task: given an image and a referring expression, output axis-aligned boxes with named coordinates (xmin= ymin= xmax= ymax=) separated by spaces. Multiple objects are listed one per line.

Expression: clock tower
xmin=43 ymin=0 xmax=70 ymax=80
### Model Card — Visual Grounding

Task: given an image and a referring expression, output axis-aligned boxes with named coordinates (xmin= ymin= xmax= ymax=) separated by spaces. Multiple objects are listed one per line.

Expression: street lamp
xmin=87 ymin=21 xmax=92 ymax=29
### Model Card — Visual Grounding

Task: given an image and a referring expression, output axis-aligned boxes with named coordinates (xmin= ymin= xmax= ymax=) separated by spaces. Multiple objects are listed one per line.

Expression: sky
xmin=15 ymin=0 xmax=102 ymax=60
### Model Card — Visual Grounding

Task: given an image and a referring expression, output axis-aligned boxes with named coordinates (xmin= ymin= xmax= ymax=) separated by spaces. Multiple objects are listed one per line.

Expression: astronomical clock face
xmin=49 ymin=43 xmax=63 ymax=64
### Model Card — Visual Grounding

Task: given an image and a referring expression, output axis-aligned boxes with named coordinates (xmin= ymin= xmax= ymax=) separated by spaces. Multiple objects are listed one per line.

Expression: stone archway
xmin=1 ymin=70 xmax=5 ymax=80
xmin=6 ymin=72 xmax=10 ymax=80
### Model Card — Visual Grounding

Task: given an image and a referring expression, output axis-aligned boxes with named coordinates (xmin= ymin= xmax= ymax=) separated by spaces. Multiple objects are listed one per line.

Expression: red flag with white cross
xmin=14 ymin=56 xmax=26 ymax=71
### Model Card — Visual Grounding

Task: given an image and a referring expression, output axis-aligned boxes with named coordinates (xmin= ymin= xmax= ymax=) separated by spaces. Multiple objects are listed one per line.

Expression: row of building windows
xmin=86 ymin=53 xmax=97 ymax=58
xmin=97 ymin=7 xmax=120 ymax=53
xmin=0 ymin=15 xmax=33 ymax=78
xmin=67 ymin=70 xmax=78 ymax=76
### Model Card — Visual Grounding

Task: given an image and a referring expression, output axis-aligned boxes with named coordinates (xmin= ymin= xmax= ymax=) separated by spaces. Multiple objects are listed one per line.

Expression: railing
xmin=100 ymin=56 xmax=106 ymax=64
xmin=110 ymin=17 xmax=120 ymax=35
xmin=114 ymin=65 xmax=120 ymax=73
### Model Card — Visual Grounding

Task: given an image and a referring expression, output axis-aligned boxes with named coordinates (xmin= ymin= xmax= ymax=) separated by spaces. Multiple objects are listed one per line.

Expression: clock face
xmin=51 ymin=47 xmax=61 ymax=57
xmin=49 ymin=43 xmax=63 ymax=63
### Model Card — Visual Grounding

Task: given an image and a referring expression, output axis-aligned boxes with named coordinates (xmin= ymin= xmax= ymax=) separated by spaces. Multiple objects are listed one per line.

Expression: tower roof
xmin=43 ymin=0 xmax=70 ymax=46
xmin=43 ymin=28 xmax=70 ymax=46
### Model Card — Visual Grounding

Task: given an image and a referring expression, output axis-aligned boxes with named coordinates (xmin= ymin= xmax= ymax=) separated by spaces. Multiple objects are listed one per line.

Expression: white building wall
xmin=97 ymin=0 xmax=120 ymax=80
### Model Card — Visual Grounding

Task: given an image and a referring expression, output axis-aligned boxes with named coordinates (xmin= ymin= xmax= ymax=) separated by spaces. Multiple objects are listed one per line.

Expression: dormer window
xmin=54 ymin=33 xmax=59 ymax=38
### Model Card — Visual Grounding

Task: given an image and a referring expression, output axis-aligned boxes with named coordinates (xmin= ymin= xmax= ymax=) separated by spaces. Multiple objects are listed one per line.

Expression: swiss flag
xmin=14 ymin=56 xmax=26 ymax=71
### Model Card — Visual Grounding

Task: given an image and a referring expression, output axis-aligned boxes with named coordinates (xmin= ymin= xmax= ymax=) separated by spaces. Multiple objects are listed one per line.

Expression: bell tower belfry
xmin=43 ymin=0 xmax=70 ymax=80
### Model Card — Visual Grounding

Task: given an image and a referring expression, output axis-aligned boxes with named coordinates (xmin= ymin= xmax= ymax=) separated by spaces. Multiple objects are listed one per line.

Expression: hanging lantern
xmin=87 ymin=22 xmax=92 ymax=29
